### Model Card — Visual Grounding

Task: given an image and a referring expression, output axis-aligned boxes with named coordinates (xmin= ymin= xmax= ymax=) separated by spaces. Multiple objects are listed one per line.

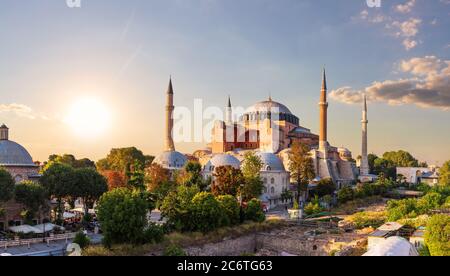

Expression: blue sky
xmin=0 ymin=0 xmax=449 ymax=164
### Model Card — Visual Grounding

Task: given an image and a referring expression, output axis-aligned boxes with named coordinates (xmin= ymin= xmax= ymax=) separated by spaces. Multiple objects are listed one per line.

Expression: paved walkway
xmin=0 ymin=233 xmax=103 ymax=256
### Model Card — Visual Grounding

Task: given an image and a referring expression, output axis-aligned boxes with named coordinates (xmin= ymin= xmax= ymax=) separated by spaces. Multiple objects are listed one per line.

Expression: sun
xmin=64 ymin=98 xmax=112 ymax=138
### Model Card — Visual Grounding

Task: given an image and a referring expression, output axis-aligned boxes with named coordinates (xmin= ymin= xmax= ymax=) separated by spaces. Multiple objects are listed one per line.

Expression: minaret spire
xmin=360 ymin=94 xmax=370 ymax=176
xmin=165 ymin=77 xmax=175 ymax=151
xmin=225 ymin=95 xmax=232 ymax=124
xmin=319 ymin=67 xmax=329 ymax=151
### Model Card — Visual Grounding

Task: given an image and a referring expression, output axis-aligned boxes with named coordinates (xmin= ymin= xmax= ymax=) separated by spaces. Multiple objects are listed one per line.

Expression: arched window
xmin=270 ymin=187 xmax=275 ymax=194
xmin=271 ymin=178 xmax=275 ymax=184
xmin=266 ymin=165 xmax=271 ymax=171
xmin=263 ymin=187 xmax=268 ymax=194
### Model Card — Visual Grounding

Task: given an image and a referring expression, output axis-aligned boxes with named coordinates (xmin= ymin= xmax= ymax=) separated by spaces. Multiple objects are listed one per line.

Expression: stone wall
xmin=184 ymin=235 xmax=257 ymax=256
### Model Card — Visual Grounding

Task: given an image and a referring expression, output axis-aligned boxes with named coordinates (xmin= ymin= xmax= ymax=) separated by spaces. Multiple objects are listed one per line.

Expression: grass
xmin=83 ymin=218 xmax=288 ymax=256
xmin=332 ymin=196 xmax=383 ymax=215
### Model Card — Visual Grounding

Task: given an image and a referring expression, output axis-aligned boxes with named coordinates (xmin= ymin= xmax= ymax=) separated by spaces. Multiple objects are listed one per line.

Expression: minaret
xmin=360 ymin=94 xmax=370 ymax=176
xmin=0 ymin=124 xmax=9 ymax=140
xmin=225 ymin=96 xmax=232 ymax=124
xmin=319 ymin=68 xmax=329 ymax=151
xmin=165 ymin=77 xmax=175 ymax=152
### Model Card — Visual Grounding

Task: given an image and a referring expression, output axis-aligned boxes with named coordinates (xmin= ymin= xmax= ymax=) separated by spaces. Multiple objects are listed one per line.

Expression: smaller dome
xmin=204 ymin=154 xmax=241 ymax=172
xmin=0 ymin=140 xmax=36 ymax=167
xmin=153 ymin=151 xmax=187 ymax=169
xmin=255 ymin=152 xmax=285 ymax=171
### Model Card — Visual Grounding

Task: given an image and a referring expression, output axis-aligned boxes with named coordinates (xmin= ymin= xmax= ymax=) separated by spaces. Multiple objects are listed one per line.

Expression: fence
xmin=0 ymin=232 xmax=77 ymax=250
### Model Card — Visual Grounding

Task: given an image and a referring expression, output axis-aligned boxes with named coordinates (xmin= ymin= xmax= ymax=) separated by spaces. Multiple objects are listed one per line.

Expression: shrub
xmin=164 ymin=244 xmax=187 ymax=256
xmin=142 ymin=223 xmax=165 ymax=244
xmin=244 ymin=199 xmax=265 ymax=222
xmin=345 ymin=211 xmax=387 ymax=229
xmin=96 ymin=188 xmax=152 ymax=247
xmin=425 ymin=214 xmax=450 ymax=256
xmin=417 ymin=192 xmax=444 ymax=212
xmin=190 ymin=192 xmax=223 ymax=233
xmin=73 ymin=231 xmax=91 ymax=249
xmin=338 ymin=187 xmax=354 ymax=204
xmin=160 ymin=185 xmax=199 ymax=232
xmin=217 ymin=195 xmax=240 ymax=226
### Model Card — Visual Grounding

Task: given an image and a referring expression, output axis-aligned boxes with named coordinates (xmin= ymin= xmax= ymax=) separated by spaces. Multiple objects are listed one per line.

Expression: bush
xmin=424 ymin=214 xmax=450 ymax=256
xmin=73 ymin=231 xmax=91 ymax=249
xmin=160 ymin=185 xmax=199 ymax=232
xmin=345 ymin=211 xmax=387 ymax=229
xmin=96 ymin=188 xmax=152 ymax=247
xmin=190 ymin=192 xmax=223 ymax=233
xmin=142 ymin=223 xmax=165 ymax=244
xmin=417 ymin=192 xmax=444 ymax=212
xmin=164 ymin=244 xmax=187 ymax=256
xmin=338 ymin=187 xmax=354 ymax=204
xmin=217 ymin=195 xmax=240 ymax=226
xmin=304 ymin=202 xmax=324 ymax=216
xmin=244 ymin=199 xmax=265 ymax=222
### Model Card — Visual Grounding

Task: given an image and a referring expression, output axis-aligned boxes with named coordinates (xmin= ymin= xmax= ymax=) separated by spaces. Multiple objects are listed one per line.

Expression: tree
xmin=217 ymin=195 xmax=240 ymax=226
xmin=96 ymin=188 xmax=153 ymax=246
xmin=337 ymin=186 xmax=354 ymax=204
xmin=96 ymin=147 xmax=154 ymax=172
xmin=126 ymin=161 xmax=146 ymax=191
xmin=311 ymin=178 xmax=335 ymax=198
xmin=72 ymin=168 xmax=108 ymax=216
xmin=368 ymin=154 xmax=379 ymax=174
xmin=160 ymin=185 xmax=199 ymax=231
xmin=439 ymin=161 xmax=450 ymax=187
xmin=244 ymin=199 xmax=265 ymax=222
xmin=288 ymin=141 xmax=315 ymax=206
xmin=177 ymin=161 xmax=207 ymax=191
xmin=48 ymin=154 xmax=95 ymax=169
xmin=424 ymin=214 xmax=450 ymax=256
xmin=0 ymin=169 xmax=15 ymax=203
xmin=240 ymin=152 xmax=264 ymax=202
xmin=102 ymin=170 xmax=127 ymax=190
xmin=212 ymin=166 xmax=244 ymax=197
xmin=190 ymin=192 xmax=223 ymax=232
xmin=40 ymin=162 xmax=75 ymax=221
xmin=383 ymin=150 xmax=419 ymax=167
xmin=146 ymin=164 xmax=171 ymax=191
xmin=14 ymin=181 xmax=48 ymax=223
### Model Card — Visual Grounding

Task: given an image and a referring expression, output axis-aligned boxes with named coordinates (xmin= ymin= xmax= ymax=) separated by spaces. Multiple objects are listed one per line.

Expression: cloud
xmin=329 ymin=56 xmax=450 ymax=110
xmin=395 ymin=0 xmax=416 ymax=13
xmin=0 ymin=103 xmax=49 ymax=120
xmin=387 ymin=18 xmax=422 ymax=50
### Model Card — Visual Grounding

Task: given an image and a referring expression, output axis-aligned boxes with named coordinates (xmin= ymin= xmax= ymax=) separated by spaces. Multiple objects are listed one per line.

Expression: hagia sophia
xmin=153 ymin=69 xmax=373 ymax=209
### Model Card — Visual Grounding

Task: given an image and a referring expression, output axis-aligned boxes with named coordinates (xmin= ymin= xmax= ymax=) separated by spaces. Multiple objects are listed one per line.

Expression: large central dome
xmin=245 ymin=100 xmax=293 ymax=115
xmin=0 ymin=140 xmax=36 ymax=167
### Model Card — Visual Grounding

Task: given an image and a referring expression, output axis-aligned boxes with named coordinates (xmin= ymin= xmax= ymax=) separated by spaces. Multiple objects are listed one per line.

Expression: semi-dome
xmin=153 ymin=151 xmax=187 ymax=169
xmin=255 ymin=152 xmax=285 ymax=171
xmin=0 ymin=140 xmax=36 ymax=167
xmin=204 ymin=153 xmax=241 ymax=172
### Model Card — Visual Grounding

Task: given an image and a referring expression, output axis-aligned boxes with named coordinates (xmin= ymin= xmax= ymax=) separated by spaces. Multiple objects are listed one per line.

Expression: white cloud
xmin=395 ymin=0 xmax=416 ymax=13
xmin=330 ymin=56 xmax=450 ymax=110
xmin=0 ymin=103 xmax=49 ymax=120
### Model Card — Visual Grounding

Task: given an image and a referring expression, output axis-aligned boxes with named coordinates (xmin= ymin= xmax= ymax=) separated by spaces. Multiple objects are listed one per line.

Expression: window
xmin=0 ymin=222 xmax=4 ymax=231
xmin=271 ymin=187 xmax=275 ymax=194
xmin=271 ymin=178 xmax=275 ymax=184
xmin=313 ymin=245 xmax=318 ymax=251
xmin=266 ymin=166 xmax=271 ymax=171
xmin=264 ymin=187 xmax=268 ymax=193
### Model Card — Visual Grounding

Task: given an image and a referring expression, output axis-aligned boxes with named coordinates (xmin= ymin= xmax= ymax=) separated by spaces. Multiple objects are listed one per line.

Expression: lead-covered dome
xmin=245 ymin=100 xmax=293 ymax=115
xmin=256 ymin=152 xmax=285 ymax=171
xmin=0 ymin=140 xmax=36 ymax=167
xmin=204 ymin=153 xmax=241 ymax=172
xmin=241 ymin=99 xmax=299 ymax=125
xmin=153 ymin=151 xmax=187 ymax=169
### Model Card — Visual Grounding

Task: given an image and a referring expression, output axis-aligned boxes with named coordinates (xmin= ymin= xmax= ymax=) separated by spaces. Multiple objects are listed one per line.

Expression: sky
xmin=0 ymin=0 xmax=449 ymax=165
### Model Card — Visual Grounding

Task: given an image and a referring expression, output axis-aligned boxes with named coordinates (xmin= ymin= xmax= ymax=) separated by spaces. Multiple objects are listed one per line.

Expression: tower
xmin=165 ymin=77 xmax=175 ymax=152
xmin=360 ymin=94 xmax=370 ymax=176
xmin=225 ymin=96 xmax=232 ymax=124
xmin=319 ymin=68 xmax=329 ymax=151
xmin=0 ymin=124 xmax=9 ymax=140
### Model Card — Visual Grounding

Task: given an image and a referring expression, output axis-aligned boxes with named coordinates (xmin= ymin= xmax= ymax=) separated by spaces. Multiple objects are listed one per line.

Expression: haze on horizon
xmin=0 ymin=0 xmax=449 ymax=165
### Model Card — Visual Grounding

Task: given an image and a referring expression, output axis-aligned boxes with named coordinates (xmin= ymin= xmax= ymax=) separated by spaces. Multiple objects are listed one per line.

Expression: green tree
xmin=48 ymin=154 xmax=95 ymax=168
xmin=240 ymin=152 xmax=264 ymax=202
xmin=424 ymin=214 xmax=450 ymax=256
xmin=212 ymin=166 xmax=244 ymax=197
xmin=160 ymin=185 xmax=199 ymax=231
xmin=96 ymin=188 xmax=153 ymax=246
xmin=190 ymin=192 xmax=223 ymax=232
xmin=244 ymin=198 xmax=265 ymax=222
xmin=14 ymin=181 xmax=48 ymax=223
xmin=337 ymin=186 xmax=354 ymax=204
xmin=73 ymin=231 xmax=91 ymax=249
xmin=72 ymin=168 xmax=108 ymax=216
xmin=126 ymin=161 xmax=146 ymax=191
xmin=311 ymin=178 xmax=335 ymax=198
xmin=40 ymin=162 xmax=75 ymax=221
xmin=368 ymin=153 xmax=379 ymax=175
xmin=177 ymin=161 xmax=207 ymax=191
xmin=0 ymin=168 xmax=15 ymax=204
xmin=439 ymin=161 xmax=450 ymax=187
xmin=96 ymin=147 xmax=154 ymax=172
xmin=288 ymin=141 xmax=315 ymax=205
xmin=217 ymin=195 xmax=240 ymax=226
xmin=383 ymin=150 xmax=419 ymax=167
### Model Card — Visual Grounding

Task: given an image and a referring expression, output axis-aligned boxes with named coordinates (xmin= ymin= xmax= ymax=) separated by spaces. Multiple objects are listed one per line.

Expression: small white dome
xmin=153 ymin=151 xmax=187 ymax=169
xmin=255 ymin=152 xmax=285 ymax=171
xmin=204 ymin=153 xmax=241 ymax=172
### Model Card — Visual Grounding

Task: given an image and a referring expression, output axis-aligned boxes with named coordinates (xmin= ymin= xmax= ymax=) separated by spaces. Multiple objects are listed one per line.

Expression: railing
xmin=0 ymin=232 xmax=77 ymax=250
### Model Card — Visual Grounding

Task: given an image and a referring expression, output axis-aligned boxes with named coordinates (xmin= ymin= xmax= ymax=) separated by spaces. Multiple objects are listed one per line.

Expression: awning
xmin=33 ymin=223 xmax=65 ymax=233
xmin=8 ymin=225 xmax=40 ymax=234
xmin=63 ymin=212 xmax=76 ymax=219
